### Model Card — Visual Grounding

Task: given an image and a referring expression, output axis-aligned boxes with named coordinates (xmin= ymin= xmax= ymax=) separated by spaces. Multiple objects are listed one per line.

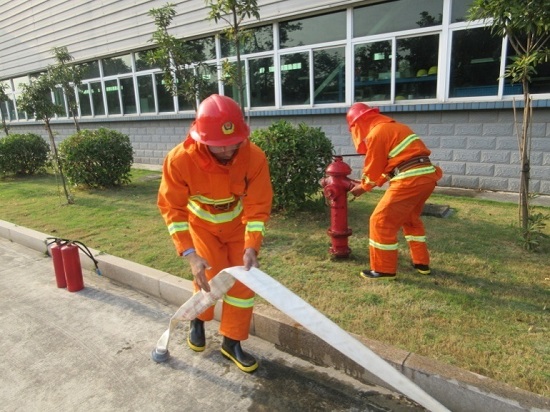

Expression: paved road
xmin=0 ymin=238 xmax=425 ymax=412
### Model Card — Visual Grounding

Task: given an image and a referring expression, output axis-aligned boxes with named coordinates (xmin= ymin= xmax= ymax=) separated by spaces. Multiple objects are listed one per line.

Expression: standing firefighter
xmin=158 ymin=94 xmax=273 ymax=372
xmin=346 ymin=103 xmax=443 ymax=280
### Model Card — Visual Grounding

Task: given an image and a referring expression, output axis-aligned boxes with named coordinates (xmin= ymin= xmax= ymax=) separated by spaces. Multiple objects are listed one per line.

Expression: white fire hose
xmin=151 ymin=267 xmax=449 ymax=412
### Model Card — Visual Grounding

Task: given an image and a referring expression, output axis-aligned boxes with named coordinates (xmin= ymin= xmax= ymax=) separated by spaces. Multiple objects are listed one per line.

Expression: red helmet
xmin=346 ymin=103 xmax=379 ymax=130
xmin=189 ymin=94 xmax=250 ymax=146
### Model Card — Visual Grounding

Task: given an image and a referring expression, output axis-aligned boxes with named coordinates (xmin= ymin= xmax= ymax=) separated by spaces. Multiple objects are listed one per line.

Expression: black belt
xmin=213 ymin=200 xmax=238 ymax=210
xmin=388 ymin=156 xmax=431 ymax=179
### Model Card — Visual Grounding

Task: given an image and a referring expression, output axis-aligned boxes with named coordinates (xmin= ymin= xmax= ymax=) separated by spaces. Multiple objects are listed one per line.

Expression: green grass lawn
xmin=1 ymin=169 xmax=548 ymax=397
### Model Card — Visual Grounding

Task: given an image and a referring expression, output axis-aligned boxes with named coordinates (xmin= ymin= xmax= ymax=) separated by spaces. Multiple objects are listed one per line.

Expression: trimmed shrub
xmin=0 ymin=133 xmax=50 ymax=176
xmin=251 ymin=120 xmax=334 ymax=212
xmin=59 ymin=128 xmax=134 ymax=188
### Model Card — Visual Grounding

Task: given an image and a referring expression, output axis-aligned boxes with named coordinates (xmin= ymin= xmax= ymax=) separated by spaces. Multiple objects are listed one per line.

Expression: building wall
xmin=8 ymin=108 xmax=550 ymax=195
xmin=0 ymin=0 xmax=358 ymax=78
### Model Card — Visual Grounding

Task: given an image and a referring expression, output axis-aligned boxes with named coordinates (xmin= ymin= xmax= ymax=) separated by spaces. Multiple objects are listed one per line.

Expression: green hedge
xmin=0 ymin=133 xmax=50 ymax=176
xmin=251 ymin=120 xmax=334 ymax=212
xmin=59 ymin=128 xmax=134 ymax=188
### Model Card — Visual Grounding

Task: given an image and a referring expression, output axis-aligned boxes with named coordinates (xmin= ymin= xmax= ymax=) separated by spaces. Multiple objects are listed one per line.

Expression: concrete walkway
xmin=1 ymin=186 xmax=549 ymax=411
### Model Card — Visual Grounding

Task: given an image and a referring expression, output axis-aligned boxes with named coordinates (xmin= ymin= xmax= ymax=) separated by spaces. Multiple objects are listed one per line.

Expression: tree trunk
xmin=232 ymin=6 xmax=245 ymax=113
xmin=45 ymin=119 xmax=73 ymax=204
xmin=518 ymin=85 xmax=531 ymax=236
xmin=1 ymin=115 xmax=8 ymax=136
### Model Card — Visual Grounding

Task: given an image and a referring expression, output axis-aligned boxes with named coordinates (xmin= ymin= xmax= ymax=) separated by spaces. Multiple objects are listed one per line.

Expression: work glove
xmin=185 ymin=252 xmax=212 ymax=292
xmin=243 ymin=247 xmax=259 ymax=270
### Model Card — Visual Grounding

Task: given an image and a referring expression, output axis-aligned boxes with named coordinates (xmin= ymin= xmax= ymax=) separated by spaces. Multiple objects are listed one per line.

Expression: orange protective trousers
xmin=369 ymin=176 xmax=436 ymax=274
xmin=190 ymin=221 xmax=254 ymax=341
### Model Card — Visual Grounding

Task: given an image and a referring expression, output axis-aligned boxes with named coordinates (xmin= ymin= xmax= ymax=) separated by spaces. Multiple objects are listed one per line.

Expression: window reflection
xmin=137 ymin=75 xmax=155 ymax=113
xmin=354 ymin=41 xmax=392 ymax=102
xmin=102 ymin=55 xmax=132 ymax=77
xmin=79 ymin=61 xmax=100 ymax=80
xmin=78 ymin=84 xmax=92 ymax=116
xmin=313 ymin=47 xmax=345 ymax=104
xmin=396 ymin=34 xmax=439 ymax=100
xmin=449 ymin=28 xmax=502 ymax=97
xmin=156 ymin=74 xmax=175 ymax=112
xmin=504 ymin=40 xmax=550 ymax=95
xmin=451 ymin=0 xmax=475 ymax=23
xmin=249 ymin=57 xmax=275 ymax=107
xmin=120 ymin=77 xmax=137 ymax=114
xmin=280 ymin=11 xmax=345 ymax=49
xmin=280 ymin=52 xmax=309 ymax=105
xmin=105 ymin=79 xmax=121 ymax=114
xmin=354 ymin=0 xmax=442 ymax=37
xmin=221 ymin=25 xmax=273 ymax=57
xmin=90 ymin=82 xmax=105 ymax=115
xmin=53 ymin=87 xmax=67 ymax=117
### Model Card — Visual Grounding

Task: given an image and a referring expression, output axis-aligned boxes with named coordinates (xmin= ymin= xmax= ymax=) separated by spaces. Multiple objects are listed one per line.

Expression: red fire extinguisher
xmin=61 ymin=242 xmax=85 ymax=292
xmin=320 ymin=156 xmax=356 ymax=258
xmin=49 ymin=241 xmax=67 ymax=288
xmin=47 ymin=237 xmax=99 ymax=292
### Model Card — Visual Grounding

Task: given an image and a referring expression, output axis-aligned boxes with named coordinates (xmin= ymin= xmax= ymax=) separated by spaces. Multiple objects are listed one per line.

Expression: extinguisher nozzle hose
xmin=45 ymin=237 xmax=101 ymax=275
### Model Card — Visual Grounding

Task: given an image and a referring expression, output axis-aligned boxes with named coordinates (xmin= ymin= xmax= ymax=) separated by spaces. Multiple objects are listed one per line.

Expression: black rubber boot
xmin=187 ymin=319 xmax=205 ymax=352
xmin=221 ymin=336 xmax=258 ymax=373
xmin=412 ymin=263 xmax=431 ymax=275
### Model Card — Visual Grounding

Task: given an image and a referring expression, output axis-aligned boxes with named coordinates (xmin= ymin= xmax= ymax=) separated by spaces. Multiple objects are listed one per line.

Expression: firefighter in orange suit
xmin=346 ymin=103 xmax=443 ymax=280
xmin=158 ymin=94 xmax=273 ymax=372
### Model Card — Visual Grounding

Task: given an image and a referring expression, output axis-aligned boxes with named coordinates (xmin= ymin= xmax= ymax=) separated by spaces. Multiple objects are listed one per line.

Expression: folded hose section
xmin=152 ymin=266 xmax=449 ymax=412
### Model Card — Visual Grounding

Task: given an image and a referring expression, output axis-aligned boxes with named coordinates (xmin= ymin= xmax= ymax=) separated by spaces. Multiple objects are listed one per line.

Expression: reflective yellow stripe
xmin=168 ymin=221 xmax=189 ymax=235
xmin=189 ymin=194 xmax=235 ymax=206
xmin=405 ymin=235 xmax=426 ymax=243
xmin=389 ymin=134 xmax=419 ymax=158
xmin=391 ymin=165 xmax=436 ymax=181
xmin=187 ymin=199 xmax=243 ymax=224
xmin=369 ymin=238 xmax=399 ymax=250
xmin=246 ymin=221 xmax=265 ymax=235
xmin=223 ymin=294 xmax=255 ymax=309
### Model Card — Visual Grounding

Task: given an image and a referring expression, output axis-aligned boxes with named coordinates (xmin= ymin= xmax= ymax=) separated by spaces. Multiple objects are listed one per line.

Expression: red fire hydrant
xmin=320 ymin=156 xmax=355 ymax=258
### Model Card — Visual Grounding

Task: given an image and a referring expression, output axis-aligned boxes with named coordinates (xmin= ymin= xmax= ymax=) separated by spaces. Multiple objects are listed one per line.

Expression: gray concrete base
xmin=1 ymin=219 xmax=548 ymax=412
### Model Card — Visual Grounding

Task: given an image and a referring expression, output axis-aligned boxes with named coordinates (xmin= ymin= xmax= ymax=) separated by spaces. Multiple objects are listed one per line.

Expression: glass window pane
xmin=13 ymin=76 xmax=29 ymax=92
xmin=8 ymin=97 xmax=17 ymax=119
xmin=249 ymin=57 xmax=275 ymax=107
xmin=451 ymin=0 xmax=475 ymax=23
xmin=280 ymin=11 xmax=346 ymax=49
xmin=78 ymin=85 xmax=92 ymax=116
xmin=120 ymin=78 xmax=136 ymax=114
xmin=354 ymin=0 xmax=443 ymax=37
xmin=199 ymin=64 xmax=219 ymax=100
xmin=156 ymin=74 xmax=175 ymax=112
xmin=504 ymin=41 xmax=550 ymax=95
xmin=188 ymin=37 xmax=216 ymax=61
xmin=90 ymin=82 xmax=105 ymax=115
xmin=135 ymin=50 xmax=159 ymax=72
xmin=313 ymin=47 xmax=345 ymax=104
xmin=79 ymin=61 xmax=100 ymax=79
xmin=0 ymin=102 xmax=7 ymax=120
xmin=137 ymin=75 xmax=156 ymax=113
xmin=396 ymin=34 xmax=439 ymax=100
xmin=354 ymin=41 xmax=392 ymax=102
xmin=449 ymin=28 xmax=502 ymax=97
xmin=102 ymin=54 xmax=132 ymax=76
xmin=53 ymin=87 xmax=67 ymax=117
xmin=280 ymin=52 xmax=309 ymax=105
xmin=221 ymin=25 xmax=273 ymax=57
xmin=105 ymin=79 xmax=121 ymax=115
xmin=222 ymin=62 xmax=247 ymax=108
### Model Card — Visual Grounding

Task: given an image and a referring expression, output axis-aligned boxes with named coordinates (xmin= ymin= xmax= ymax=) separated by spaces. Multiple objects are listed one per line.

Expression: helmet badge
xmin=222 ymin=121 xmax=235 ymax=135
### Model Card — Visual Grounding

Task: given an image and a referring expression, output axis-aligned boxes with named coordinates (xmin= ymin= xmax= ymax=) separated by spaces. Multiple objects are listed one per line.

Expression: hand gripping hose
xmin=151 ymin=267 xmax=449 ymax=412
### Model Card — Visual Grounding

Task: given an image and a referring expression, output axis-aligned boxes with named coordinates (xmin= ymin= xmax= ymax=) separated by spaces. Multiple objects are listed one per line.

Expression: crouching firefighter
xmin=158 ymin=94 xmax=273 ymax=372
xmin=346 ymin=103 xmax=443 ymax=280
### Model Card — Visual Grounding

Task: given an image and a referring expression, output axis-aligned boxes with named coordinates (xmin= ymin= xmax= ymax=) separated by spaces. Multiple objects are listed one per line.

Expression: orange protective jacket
xmin=352 ymin=114 xmax=442 ymax=189
xmin=158 ymin=136 xmax=273 ymax=256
